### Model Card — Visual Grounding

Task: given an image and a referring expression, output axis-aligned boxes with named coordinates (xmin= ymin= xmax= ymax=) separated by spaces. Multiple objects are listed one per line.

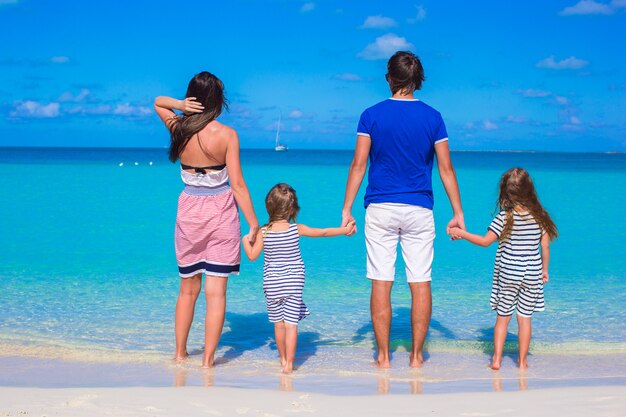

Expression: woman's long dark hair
xmin=168 ymin=71 xmax=228 ymax=162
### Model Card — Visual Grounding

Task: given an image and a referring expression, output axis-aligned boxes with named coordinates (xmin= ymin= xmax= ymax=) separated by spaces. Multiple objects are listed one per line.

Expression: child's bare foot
xmin=489 ymin=356 xmax=502 ymax=370
xmin=409 ymin=352 xmax=424 ymax=368
xmin=201 ymin=354 xmax=215 ymax=368
xmin=174 ymin=353 xmax=189 ymax=364
xmin=282 ymin=362 xmax=294 ymax=374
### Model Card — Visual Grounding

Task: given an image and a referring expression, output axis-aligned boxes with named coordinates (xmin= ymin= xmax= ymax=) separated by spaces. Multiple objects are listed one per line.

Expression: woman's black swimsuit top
xmin=180 ymin=163 xmax=226 ymax=174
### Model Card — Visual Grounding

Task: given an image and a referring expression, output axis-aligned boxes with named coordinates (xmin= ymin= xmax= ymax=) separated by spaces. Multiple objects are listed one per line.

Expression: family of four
xmin=154 ymin=51 xmax=557 ymax=374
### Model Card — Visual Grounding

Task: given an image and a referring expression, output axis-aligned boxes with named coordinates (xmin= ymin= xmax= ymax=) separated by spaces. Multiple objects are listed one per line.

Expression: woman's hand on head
xmin=180 ymin=97 xmax=204 ymax=114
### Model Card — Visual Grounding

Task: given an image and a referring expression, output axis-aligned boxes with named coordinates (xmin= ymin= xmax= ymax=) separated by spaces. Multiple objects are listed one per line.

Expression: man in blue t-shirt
xmin=342 ymin=51 xmax=465 ymax=368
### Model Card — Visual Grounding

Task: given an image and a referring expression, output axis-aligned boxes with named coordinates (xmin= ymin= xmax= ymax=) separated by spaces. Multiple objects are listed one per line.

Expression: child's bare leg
xmin=201 ymin=276 xmax=228 ymax=368
xmin=282 ymin=323 xmax=298 ymax=374
xmin=174 ymin=274 xmax=202 ymax=360
xmin=517 ymin=315 xmax=532 ymax=369
xmin=274 ymin=321 xmax=287 ymax=367
xmin=491 ymin=314 xmax=512 ymax=370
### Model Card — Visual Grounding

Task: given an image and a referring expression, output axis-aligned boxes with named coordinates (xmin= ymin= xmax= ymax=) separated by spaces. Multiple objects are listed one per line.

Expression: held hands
xmin=341 ymin=211 xmax=357 ymax=236
xmin=447 ymin=213 xmax=466 ymax=240
xmin=179 ymin=97 xmax=204 ymax=115
xmin=343 ymin=221 xmax=356 ymax=236
xmin=449 ymin=226 xmax=464 ymax=240
xmin=542 ymin=271 xmax=549 ymax=284
xmin=246 ymin=225 xmax=259 ymax=245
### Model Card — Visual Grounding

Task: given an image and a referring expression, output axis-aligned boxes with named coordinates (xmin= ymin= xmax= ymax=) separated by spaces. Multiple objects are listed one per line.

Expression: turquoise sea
xmin=0 ymin=148 xmax=625 ymax=394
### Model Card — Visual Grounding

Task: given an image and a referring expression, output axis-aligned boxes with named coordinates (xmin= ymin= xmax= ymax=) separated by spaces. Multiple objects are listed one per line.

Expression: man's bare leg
xmin=371 ymin=280 xmax=393 ymax=368
xmin=409 ymin=281 xmax=431 ymax=368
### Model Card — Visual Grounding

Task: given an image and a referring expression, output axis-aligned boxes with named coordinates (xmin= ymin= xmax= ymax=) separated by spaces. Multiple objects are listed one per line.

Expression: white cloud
xmin=611 ymin=0 xmax=626 ymax=7
xmin=570 ymin=116 xmax=582 ymax=125
xmin=519 ymin=89 xmax=552 ymax=98
xmin=559 ymin=0 xmax=614 ymax=15
xmin=407 ymin=5 xmax=426 ymax=23
xmin=50 ymin=56 xmax=70 ymax=64
xmin=536 ymin=55 xmax=589 ymax=70
xmin=483 ymin=120 xmax=498 ymax=130
xmin=554 ymin=95 xmax=570 ymax=105
xmin=334 ymin=73 xmax=362 ymax=81
xmin=113 ymin=103 xmax=152 ymax=116
xmin=10 ymin=100 xmax=60 ymax=118
xmin=506 ymin=115 xmax=529 ymax=123
xmin=358 ymin=33 xmax=414 ymax=60
xmin=288 ymin=109 xmax=304 ymax=119
xmin=58 ymin=88 xmax=91 ymax=102
xmin=300 ymin=2 xmax=314 ymax=13
xmin=464 ymin=122 xmax=475 ymax=130
xmin=360 ymin=15 xmax=397 ymax=29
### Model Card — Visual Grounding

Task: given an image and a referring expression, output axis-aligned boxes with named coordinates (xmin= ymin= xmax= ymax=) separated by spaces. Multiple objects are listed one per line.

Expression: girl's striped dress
xmin=488 ymin=210 xmax=545 ymax=317
xmin=262 ymin=223 xmax=310 ymax=325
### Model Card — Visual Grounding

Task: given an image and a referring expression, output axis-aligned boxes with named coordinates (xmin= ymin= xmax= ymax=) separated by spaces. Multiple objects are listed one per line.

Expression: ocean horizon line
xmin=0 ymin=146 xmax=624 ymax=155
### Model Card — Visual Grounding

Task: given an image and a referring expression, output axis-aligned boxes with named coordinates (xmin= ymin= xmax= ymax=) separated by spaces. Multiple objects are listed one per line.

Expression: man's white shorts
xmin=365 ymin=203 xmax=435 ymax=283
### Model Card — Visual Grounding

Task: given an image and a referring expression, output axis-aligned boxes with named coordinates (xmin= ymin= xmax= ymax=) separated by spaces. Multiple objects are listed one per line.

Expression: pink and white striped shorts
xmin=175 ymin=185 xmax=241 ymax=278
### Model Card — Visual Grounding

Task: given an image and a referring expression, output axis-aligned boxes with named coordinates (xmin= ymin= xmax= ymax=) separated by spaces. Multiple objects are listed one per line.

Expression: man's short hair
xmin=386 ymin=51 xmax=425 ymax=94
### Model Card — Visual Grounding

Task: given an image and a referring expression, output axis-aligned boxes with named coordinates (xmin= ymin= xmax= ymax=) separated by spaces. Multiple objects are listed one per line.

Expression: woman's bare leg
xmin=174 ymin=274 xmax=202 ymax=359
xmin=202 ymin=275 xmax=228 ymax=368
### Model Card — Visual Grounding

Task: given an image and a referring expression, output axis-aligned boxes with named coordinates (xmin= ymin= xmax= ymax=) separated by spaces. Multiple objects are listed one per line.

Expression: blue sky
xmin=0 ymin=0 xmax=624 ymax=151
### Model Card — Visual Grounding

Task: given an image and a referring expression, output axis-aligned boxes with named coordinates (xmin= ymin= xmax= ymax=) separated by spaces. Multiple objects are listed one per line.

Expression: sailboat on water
xmin=274 ymin=113 xmax=288 ymax=152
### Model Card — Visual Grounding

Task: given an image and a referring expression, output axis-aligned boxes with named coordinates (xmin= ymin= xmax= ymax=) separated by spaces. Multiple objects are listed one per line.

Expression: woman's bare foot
xmin=518 ymin=358 xmax=529 ymax=369
xmin=489 ymin=355 xmax=502 ymax=370
xmin=282 ymin=362 xmax=294 ymax=374
xmin=201 ymin=354 xmax=215 ymax=368
xmin=409 ymin=352 xmax=424 ymax=368
xmin=280 ymin=357 xmax=287 ymax=368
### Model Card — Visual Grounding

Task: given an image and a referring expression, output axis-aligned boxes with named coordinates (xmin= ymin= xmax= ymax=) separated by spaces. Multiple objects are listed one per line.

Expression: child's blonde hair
xmin=496 ymin=168 xmax=558 ymax=241
xmin=264 ymin=183 xmax=300 ymax=232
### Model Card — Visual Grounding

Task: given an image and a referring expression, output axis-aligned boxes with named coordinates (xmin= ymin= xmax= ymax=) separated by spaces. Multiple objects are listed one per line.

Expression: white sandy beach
xmin=1 ymin=385 xmax=624 ymax=417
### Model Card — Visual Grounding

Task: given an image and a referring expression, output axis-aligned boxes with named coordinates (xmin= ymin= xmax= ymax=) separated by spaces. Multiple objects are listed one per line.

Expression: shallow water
xmin=0 ymin=148 xmax=624 ymax=392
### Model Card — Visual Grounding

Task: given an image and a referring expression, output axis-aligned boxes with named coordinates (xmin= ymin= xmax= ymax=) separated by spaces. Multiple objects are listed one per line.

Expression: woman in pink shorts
xmin=155 ymin=71 xmax=259 ymax=367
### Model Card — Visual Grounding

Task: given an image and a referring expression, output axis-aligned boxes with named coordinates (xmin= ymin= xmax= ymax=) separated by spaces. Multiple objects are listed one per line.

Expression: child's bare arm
xmin=450 ymin=227 xmax=498 ymax=247
xmin=540 ymin=232 xmax=550 ymax=283
xmin=242 ymin=230 xmax=264 ymax=261
xmin=298 ymin=222 xmax=355 ymax=238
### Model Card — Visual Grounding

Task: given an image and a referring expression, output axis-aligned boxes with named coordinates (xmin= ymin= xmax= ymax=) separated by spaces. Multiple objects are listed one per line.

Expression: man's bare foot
xmin=282 ymin=362 xmax=294 ymax=374
xmin=201 ymin=354 xmax=215 ymax=368
xmin=489 ymin=356 xmax=502 ymax=370
xmin=409 ymin=352 xmax=424 ymax=368
xmin=375 ymin=359 xmax=391 ymax=368
xmin=517 ymin=359 xmax=528 ymax=369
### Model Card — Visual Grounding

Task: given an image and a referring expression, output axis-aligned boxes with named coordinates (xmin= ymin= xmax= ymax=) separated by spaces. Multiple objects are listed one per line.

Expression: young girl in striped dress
xmin=243 ymin=183 xmax=355 ymax=373
xmin=450 ymin=168 xmax=557 ymax=370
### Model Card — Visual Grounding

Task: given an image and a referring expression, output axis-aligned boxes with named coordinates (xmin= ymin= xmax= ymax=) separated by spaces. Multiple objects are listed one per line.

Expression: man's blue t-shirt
xmin=357 ymin=98 xmax=448 ymax=210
